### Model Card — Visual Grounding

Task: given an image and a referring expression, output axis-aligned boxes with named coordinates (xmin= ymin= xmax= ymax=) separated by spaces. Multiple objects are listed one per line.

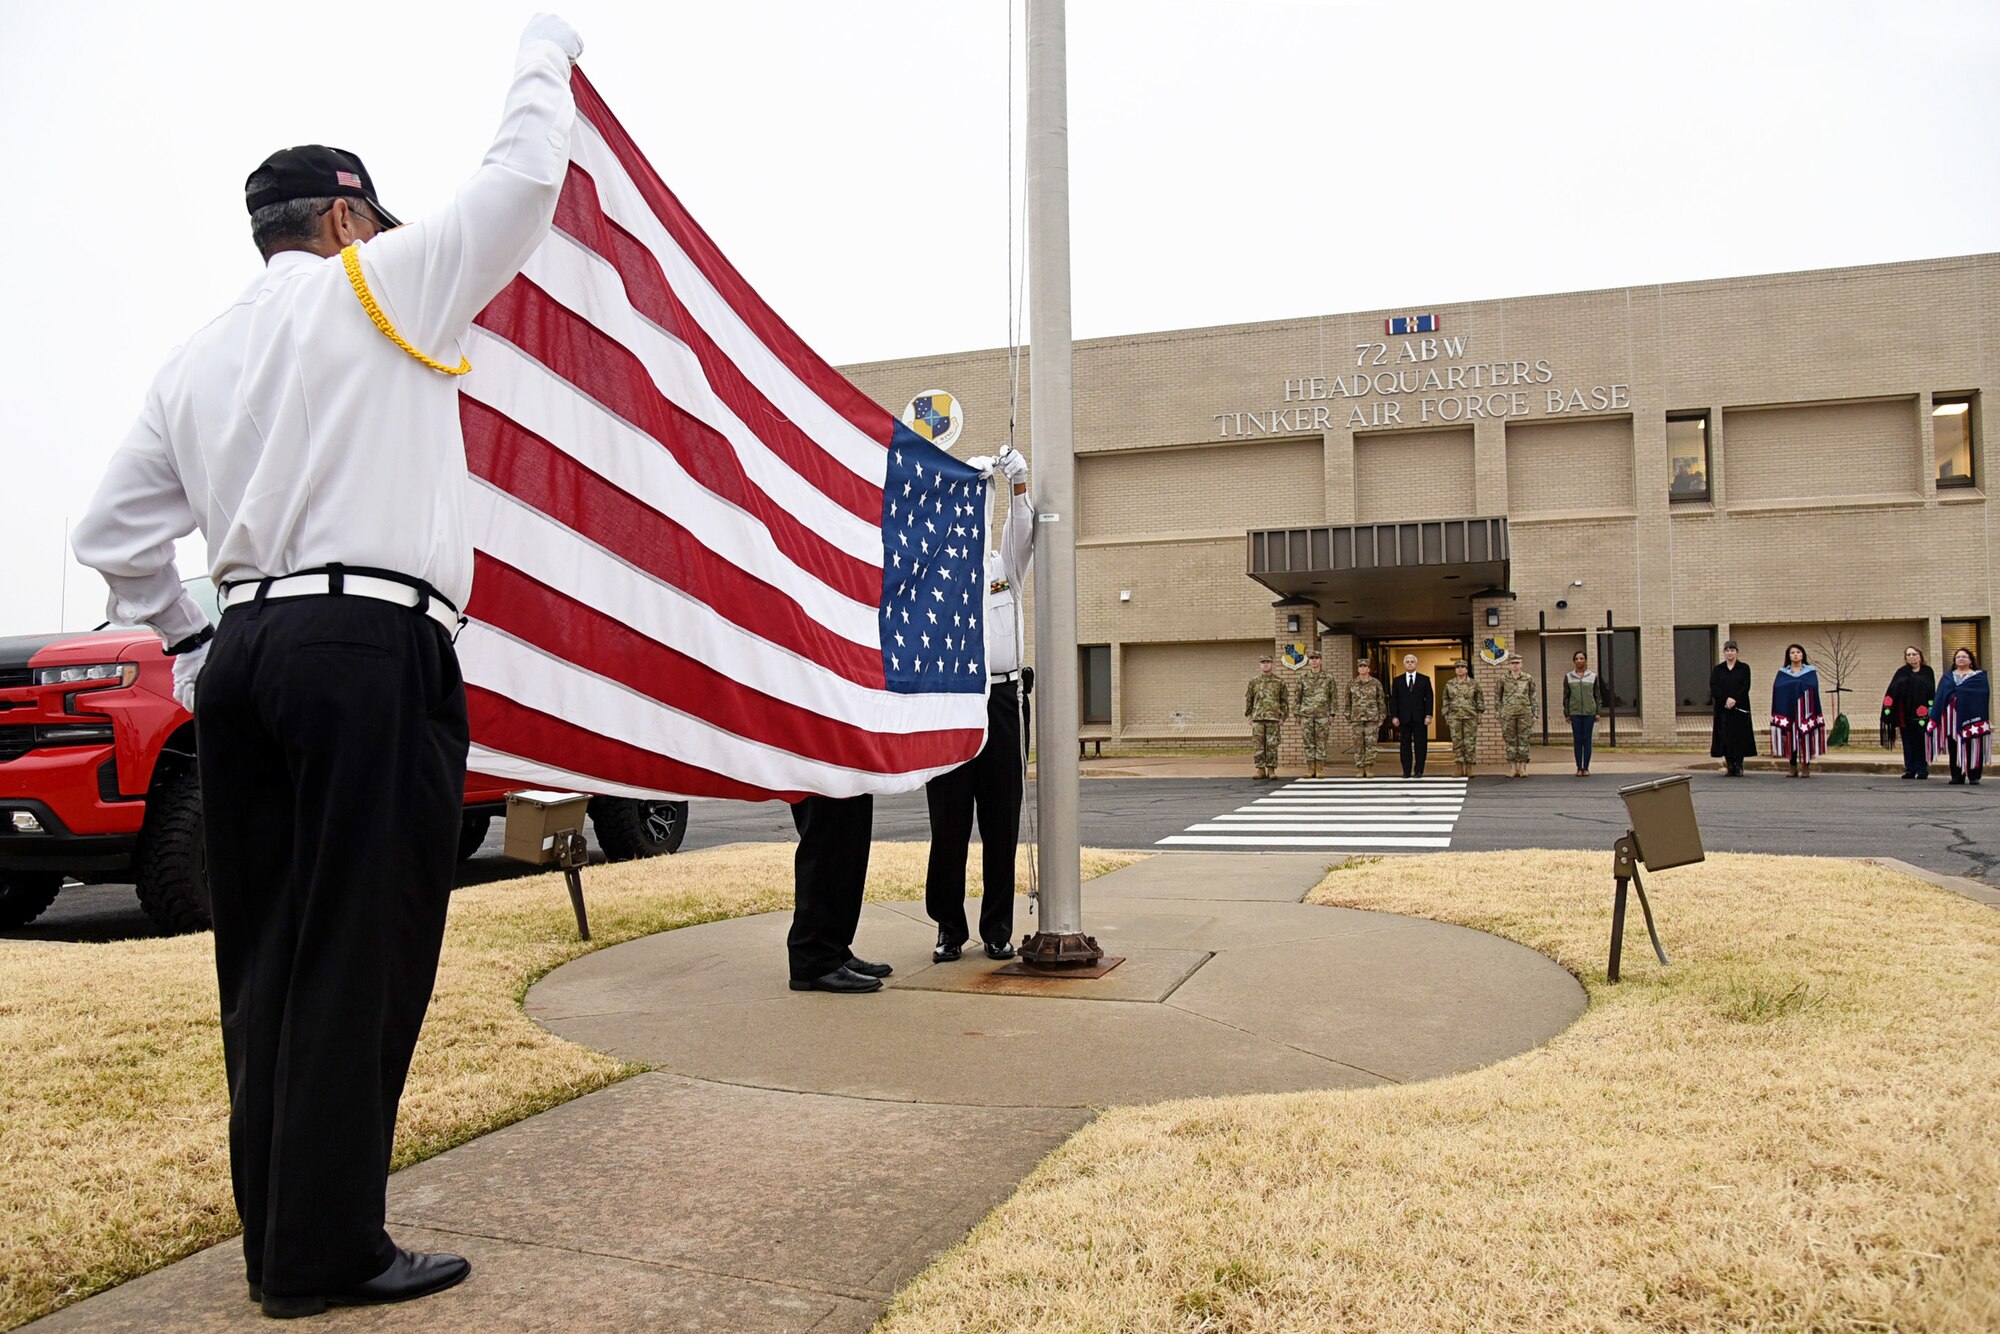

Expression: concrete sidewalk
xmin=37 ymin=854 xmax=1584 ymax=1332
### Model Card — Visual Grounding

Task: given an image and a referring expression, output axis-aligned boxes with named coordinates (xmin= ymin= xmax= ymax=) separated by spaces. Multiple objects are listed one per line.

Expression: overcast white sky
xmin=3 ymin=0 xmax=1997 ymax=635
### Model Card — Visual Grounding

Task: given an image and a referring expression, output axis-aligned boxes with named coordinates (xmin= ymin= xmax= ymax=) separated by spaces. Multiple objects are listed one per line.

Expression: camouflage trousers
xmin=1298 ymin=715 xmax=1331 ymax=765
xmin=1251 ymin=720 xmax=1282 ymax=771
xmin=1447 ymin=716 xmax=1480 ymax=765
xmin=1500 ymin=709 xmax=1535 ymax=763
xmin=1351 ymin=724 xmax=1379 ymax=770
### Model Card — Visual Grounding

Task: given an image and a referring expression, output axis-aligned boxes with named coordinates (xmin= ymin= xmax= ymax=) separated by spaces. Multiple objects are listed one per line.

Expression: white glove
xmin=963 ymin=455 xmax=997 ymax=476
xmin=171 ymin=642 xmax=208 ymax=713
xmin=998 ymin=447 xmax=1028 ymax=483
xmin=524 ymin=12 xmax=584 ymax=63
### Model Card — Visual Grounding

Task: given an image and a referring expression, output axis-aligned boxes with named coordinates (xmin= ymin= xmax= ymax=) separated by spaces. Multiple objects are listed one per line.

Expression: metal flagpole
xmin=1018 ymin=0 xmax=1101 ymax=968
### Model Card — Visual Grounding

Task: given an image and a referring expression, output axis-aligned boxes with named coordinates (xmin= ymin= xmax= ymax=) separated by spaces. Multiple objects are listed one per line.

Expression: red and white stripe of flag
xmin=454 ymin=70 xmax=988 ymax=803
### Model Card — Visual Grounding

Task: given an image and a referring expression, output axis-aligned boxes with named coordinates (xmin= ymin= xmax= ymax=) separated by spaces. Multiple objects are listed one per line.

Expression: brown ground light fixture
xmin=1607 ymin=775 xmax=1706 ymax=981
xmin=505 ymin=790 xmax=595 ymax=941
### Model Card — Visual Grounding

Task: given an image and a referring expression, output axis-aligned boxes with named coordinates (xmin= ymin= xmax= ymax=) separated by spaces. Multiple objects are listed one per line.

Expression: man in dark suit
xmin=787 ymin=794 xmax=895 ymax=994
xmin=1390 ymin=653 xmax=1435 ymax=777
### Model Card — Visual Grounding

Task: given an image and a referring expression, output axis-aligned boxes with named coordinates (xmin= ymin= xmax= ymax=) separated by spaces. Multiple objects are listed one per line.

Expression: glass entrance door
xmin=1364 ymin=636 xmax=1473 ymax=740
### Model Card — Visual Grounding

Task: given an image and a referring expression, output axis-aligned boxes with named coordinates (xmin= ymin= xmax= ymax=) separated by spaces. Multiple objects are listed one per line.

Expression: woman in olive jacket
xmin=1882 ymin=646 xmax=1935 ymax=780
xmin=1562 ymin=649 xmax=1611 ymax=776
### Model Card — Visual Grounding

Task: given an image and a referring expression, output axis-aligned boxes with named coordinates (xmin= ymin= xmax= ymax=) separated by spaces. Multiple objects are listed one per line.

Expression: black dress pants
xmin=788 ymin=793 xmax=874 ymax=979
xmin=197 ymin=596 xmax=467 ymax=1296
xmin=925 ymin=679 xmax=1026 ymax=948
xmin=1399 ymin=723 xmax=1427 ymax=777
xmin=1901 ymin=724 xmax=1930 ymax=777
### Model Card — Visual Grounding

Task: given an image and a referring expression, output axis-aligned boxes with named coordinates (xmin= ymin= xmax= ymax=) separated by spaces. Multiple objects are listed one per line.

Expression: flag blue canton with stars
xmin=881 ymin=425 xmax=988 ymax=694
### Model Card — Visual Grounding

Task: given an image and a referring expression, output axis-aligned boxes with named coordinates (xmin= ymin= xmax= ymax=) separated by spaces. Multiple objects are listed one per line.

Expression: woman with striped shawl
xmin=1769 ymin=644 xmax=1827 ymax=778
xmin=1930 ymin=648 xmax=1990 ymax=786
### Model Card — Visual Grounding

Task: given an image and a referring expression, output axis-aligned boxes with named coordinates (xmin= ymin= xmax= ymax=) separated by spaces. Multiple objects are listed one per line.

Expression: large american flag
xmin=454 ymin=69 xmax=991 ymax=803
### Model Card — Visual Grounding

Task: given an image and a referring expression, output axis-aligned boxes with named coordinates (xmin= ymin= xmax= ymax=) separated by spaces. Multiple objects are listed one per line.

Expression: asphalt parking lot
xmin=15 ymin=769 xmax=1994 ymax=942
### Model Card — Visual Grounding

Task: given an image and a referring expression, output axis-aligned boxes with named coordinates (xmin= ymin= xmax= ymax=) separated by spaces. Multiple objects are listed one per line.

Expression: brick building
xmin=841 ymin=254 xmax=1996 ymax=763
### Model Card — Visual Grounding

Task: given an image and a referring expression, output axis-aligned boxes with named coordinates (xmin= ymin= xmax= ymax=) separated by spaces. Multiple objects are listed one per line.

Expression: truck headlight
xmin=35 ymin=663 xmax=139 ymax=688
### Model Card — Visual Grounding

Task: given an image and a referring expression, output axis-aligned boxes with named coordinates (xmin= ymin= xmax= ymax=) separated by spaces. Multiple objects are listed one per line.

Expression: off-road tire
xmin=135 ymin=765 xmax=211 ymax=934
xmin=0 ymin=872 xmax=63 ymax=928
xmin=588 ymin=797 xmax=688 ymax=861
xmin=457 ymin=813 xmax=493 ymax=862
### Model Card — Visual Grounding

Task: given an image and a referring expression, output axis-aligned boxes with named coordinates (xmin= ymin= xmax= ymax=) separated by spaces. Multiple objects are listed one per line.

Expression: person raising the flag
xmin=925 ymin=445 xmax=1033 ymax=963
xmin=70 ymin=14 xmax=582 ymax=1319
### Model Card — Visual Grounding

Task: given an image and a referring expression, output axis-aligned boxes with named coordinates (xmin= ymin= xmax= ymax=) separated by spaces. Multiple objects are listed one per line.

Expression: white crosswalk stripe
xmin=1157 ymin=777 xmax=1470 ymax=850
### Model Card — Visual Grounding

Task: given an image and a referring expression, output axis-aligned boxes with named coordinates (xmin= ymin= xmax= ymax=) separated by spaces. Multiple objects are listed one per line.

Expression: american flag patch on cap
xmin=335 ymin=170 xmax=363 ymax=188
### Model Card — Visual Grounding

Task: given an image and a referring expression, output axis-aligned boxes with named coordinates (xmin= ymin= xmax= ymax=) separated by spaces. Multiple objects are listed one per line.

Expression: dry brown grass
xmin=880 ymin=852 xmax=2000 ymax=1333
xmin=0 ymin=841 xmax=1141 ymax=1330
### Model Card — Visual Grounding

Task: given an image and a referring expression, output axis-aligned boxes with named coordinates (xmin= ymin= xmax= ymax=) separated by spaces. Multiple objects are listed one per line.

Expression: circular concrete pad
xmin=528 ymin=852 xmax=1585 ymax=1107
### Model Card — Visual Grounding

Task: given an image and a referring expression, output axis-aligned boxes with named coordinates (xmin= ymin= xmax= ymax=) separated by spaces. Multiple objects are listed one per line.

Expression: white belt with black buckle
xmin=220 ymin=573 xmax=461 ymax=636
xmin=991 ymin=669 xmax=1021 ymax=682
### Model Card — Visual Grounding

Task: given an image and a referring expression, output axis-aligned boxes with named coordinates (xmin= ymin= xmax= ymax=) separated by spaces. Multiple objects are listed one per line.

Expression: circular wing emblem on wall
xmin=901 ymin=390 xmax=965 ymax=451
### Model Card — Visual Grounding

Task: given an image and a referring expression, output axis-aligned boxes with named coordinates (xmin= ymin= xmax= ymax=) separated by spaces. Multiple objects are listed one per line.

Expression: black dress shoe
xmin=984 ymin=941 xmax=1017 ymax=961
xmin=788 ymin=966 xmax=882 ymax=993
xmin=933 ymin=931 xmax=964 ymax=963
xmin=844 ymin=955 xmax=893 ymax=978
xmin=261 ymin=1249 xmax=471 ymax=1319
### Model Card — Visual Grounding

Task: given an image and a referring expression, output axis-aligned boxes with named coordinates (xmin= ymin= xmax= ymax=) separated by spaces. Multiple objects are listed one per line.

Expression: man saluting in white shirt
xmin=70 ymin=14 xmax=583 ymax=1319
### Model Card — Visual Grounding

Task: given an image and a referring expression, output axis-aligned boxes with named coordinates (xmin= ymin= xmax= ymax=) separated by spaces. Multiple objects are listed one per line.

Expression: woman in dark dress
xmin=1709 ymin=639 xmax=1755 ymax=776
xmin=1882 ymin=646 xmax=1935 ymax=780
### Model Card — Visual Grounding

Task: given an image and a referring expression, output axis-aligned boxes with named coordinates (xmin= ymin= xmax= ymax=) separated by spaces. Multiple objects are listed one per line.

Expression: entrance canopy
xmin=1246 ymin=517 xmax=1509 ymax=636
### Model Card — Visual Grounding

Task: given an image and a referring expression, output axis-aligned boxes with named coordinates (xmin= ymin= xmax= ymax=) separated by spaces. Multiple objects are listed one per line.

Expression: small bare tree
xmin=1807 ymin=623 xmax=1864 ymax=742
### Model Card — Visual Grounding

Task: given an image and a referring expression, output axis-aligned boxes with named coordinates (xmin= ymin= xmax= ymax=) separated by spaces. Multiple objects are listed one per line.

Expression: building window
xmin=1673 ymin=627 xmax=1715 ymax=714
xmin=1941 ymin=619 xmax=1984 ymax=668
xmin=1935 ymin=395 xmax=1976 ymax=488
xmin=1079 ymin=644 xmax=1112 ymax=725
xmin=1667 ymin=413 xmax=1710 ymax=501
xmin=1594 ymin=628 xmax=1642 ymax=713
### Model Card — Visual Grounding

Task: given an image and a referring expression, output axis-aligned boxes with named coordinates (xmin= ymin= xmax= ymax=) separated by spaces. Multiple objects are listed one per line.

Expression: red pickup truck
xmin=0 ymin=583 xmax=686 ymax=932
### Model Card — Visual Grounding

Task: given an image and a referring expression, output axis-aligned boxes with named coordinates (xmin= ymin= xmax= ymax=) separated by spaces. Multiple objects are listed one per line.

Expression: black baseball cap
xmin=244 ymin=145 xmax=402 ymax=227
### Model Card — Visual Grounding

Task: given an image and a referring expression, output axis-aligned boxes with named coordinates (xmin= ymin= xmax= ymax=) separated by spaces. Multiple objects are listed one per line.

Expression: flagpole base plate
xmin=996 ymin=954 xmax=1124 ymax=981
xmin=1016 ymin=931 xmax=1106 ymax=970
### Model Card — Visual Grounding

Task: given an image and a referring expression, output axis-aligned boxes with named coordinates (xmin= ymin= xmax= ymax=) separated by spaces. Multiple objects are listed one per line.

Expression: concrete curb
xmin=1855 ymin=856 xmax=2000 ymax=908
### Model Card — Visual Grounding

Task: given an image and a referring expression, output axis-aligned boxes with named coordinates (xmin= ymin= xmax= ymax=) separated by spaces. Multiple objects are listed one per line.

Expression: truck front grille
xmin=0 ymin=726 xmax=33 ymax=763
xmin=0 ymin=669 xmax=31 ymax=689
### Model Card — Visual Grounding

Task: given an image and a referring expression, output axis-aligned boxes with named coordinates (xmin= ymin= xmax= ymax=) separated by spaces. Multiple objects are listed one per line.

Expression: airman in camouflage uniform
xmin=1245 ymin=655 xmax=1289 ymax=778
xmin=1496 ymin=654 xmax=1539 ymax=777
xmin=1346 ymin=659 xmax=1386 ymax=777
xmin=1291 ymin=652 xmax=1339 ymax=777
xmin=1442 ymin=659 xmax=1485 ymax=776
